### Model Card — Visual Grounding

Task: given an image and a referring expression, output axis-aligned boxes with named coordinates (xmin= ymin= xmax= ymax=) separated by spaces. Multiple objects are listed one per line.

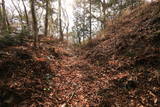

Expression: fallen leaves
xmin=1 ymin=2 xmax=160 ymax=106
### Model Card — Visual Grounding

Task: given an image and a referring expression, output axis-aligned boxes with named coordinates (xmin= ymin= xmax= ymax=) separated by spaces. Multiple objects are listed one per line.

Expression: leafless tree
xmin=30 ymin=0 xmax=38 ymax=47
xmin=58 ymin=0 xmax=63 ymax=40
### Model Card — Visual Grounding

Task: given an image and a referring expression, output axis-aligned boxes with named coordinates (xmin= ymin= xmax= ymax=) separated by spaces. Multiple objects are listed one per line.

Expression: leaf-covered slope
xmin=85 ymin=1 xmax=160 ymax=106
xmin=86 ymin=1 xmax=160 ymax=67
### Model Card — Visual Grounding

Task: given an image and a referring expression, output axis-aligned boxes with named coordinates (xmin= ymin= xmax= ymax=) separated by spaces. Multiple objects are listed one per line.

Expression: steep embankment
xmin=87 ymin=2 xmax=160 ymax=66
xmin=85 ymin=1 xmax=160 ymax=107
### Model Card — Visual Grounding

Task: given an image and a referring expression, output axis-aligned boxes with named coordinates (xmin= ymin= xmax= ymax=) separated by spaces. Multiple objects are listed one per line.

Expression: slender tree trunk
xmin=51 ymin=15 xmax=55 ymax=35
xmin=11 ymin=0 xmax=24 ymax=29
xmin=102 ymin=0 xmax=106 ymax=29
xmin=0 ymin=6 xmax=2 ymax=33
xmin=78 ymin=33 xmax=81 ymax=44
xmin=0 ymin=5 xmax=1 ymax=17
xmin=44 ymin=0 xmax=49 ymax=36
xmin=30 ymin=0 xmax=38 ymax=48
xmin=5 ymin=15 xmax=10 ymax=33
xmin=66 ymin=23 xmax=69 ymax=41
xmin=1 ymin=0 xmax=9 ymax=33
xmin=89 ymin=0 xmax=92 ymax=40
xmin=58 ymin=0 xmax=63 ymax=40
xmin=22 ymin=0 xmax=30 ymax=31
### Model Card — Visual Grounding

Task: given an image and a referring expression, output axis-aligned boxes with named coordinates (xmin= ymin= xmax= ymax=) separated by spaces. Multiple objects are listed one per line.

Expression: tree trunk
xmin=58 ymin=0 xmax=63 ymax=40
xmin=89 ymin=0 xmax=92 ymax=40
xmin=22 ymin=0 xmax=30 ymax=31
xmin=78 ymin=32 xmax=81 ymax=44
xmin=30 ymin=0 xmax=38 ymax=48
xmin=11 ymin=0 xmax=24 ymax=30
xmin=102 ymin=0 xmax=106 ymax=29
xmin=1 ymin=0 xmax=9 ymax=33
xmin=0 ymin=6 xmax=2 ymax=33
xmin=44 ymin=0 xmax=49 ymax=36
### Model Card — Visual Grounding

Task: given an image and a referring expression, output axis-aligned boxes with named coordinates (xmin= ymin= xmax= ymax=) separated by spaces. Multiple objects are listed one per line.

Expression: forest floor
xmin=1 ymin=2 xmax=160 ymax=107
xmin=0 ymin=39 xmax=108 ymax=107
xmin=0 ymin=39 xmax=109 ymax=107
xmin=0 ymin=37 xmax=159 ymax=107
xmin=0 ymin=39 xmax=113 ymax=107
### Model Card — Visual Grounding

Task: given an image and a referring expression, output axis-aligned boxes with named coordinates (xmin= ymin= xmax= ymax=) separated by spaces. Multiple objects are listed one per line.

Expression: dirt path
xmin=49 ymin=47 xmax=110 ymax=106
xmin=0 ymin=43 xmax=108 ymax=106
xmin=0 ymin=44 xmax=136 ymax=107
xmin=1 ymin=43 xmax=159 ymax=107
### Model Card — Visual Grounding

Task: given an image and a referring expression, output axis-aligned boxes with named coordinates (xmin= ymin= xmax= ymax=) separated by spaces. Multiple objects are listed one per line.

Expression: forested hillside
xmin=0 ymin=0 xmax=160 ymax=107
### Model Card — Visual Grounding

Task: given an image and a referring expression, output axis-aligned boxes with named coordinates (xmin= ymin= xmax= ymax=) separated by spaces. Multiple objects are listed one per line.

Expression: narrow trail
xmin=0 ymin=43 xmax=133 ymax=106
xmin=50 ymin=47 xmax=110 ymax=106
xmin=0 ymin=42 xmax=110 ymax=106
xmin=1 ymin=41 xmax=159 ymax=106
